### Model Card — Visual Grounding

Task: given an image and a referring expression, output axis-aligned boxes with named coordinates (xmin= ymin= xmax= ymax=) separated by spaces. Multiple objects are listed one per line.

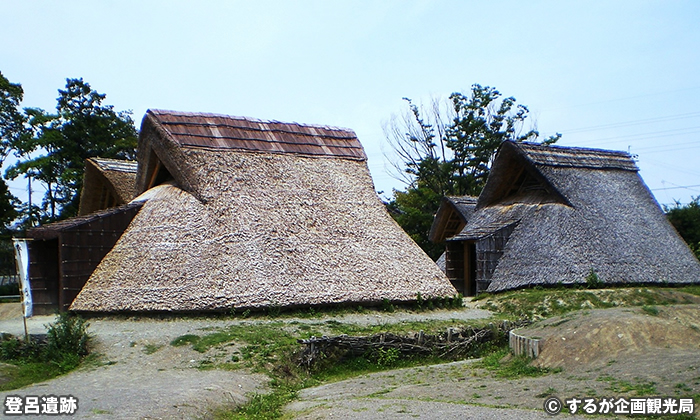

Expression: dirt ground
xmin=287 ymin=304 xmax=700 ymax=419
xmin=0 ymin=302 xmax=698 ymax=419
xmin=0 ymin=303 xmax=493 ymax=419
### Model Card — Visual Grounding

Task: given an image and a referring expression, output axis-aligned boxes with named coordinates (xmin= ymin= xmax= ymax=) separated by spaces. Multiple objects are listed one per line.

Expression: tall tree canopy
xmin=384 ymin=84 xmax=560 ymax=259
xmin=0 ymin=72 xmax=24 ymax=226
xmin=4 ymin=78 xmax=138 ymax=223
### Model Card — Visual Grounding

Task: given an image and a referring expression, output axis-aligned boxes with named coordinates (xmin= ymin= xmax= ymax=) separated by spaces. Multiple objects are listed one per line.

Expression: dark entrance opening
xmin=445 ymin=241 xmax=478 ymax=297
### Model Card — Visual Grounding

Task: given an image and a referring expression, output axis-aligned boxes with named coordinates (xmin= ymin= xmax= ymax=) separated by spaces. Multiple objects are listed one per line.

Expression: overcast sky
xmin=3 ymin=1 xmax=700 ymax=207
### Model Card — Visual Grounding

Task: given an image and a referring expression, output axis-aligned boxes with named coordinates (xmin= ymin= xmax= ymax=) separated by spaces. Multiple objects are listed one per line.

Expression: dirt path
xmin=0 ymin=314 xmax=269 ymax=419
xmin=287 ymin=360 xmax=591 ymax=419
xmin=0 ymin=304 xmax=492 ymax=419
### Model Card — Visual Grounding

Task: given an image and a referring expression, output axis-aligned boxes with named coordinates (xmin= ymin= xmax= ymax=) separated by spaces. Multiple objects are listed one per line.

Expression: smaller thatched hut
xmin=428 ymin=196 xmax=478 ymax=294
xmin=440 ymin=141 xmax=700 ymax=295
xmin=78 ymin=158 xmax=137 ymax=216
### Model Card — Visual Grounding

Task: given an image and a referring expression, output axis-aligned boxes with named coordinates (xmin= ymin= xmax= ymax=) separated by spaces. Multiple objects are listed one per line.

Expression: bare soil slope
xmin=516 ymin=304 xmax=700 ymax=368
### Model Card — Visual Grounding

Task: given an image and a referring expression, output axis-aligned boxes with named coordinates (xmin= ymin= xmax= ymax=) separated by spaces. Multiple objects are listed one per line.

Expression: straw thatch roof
xmin=450 ymin=141 xmax=700 ymax=293
xmin=70 ymin=110 xmax=455 ymax=312
xmin=429 ymin=196 xmax=478 ymax=243
xmin=79 ymin=157 xmax=138 ymax=216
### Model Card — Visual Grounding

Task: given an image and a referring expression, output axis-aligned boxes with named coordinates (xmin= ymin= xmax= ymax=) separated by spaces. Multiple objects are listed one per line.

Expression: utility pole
xmin=27 ymin=175 xmax=32 ymax=227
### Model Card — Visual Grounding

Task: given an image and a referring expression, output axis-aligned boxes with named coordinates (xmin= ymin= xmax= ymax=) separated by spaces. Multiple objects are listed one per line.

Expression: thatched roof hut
xmin=70 ymin=110 xmax=455 ymax=312
xmin=78 ymin=157 xmax=137 ymax=216
xmin=442 ymin=141 xmax=700 ymax=295
xmin=428 ymin=196 xmax=478 ymax=292
xmin=429 ymin=196 xmax=478 ymax=243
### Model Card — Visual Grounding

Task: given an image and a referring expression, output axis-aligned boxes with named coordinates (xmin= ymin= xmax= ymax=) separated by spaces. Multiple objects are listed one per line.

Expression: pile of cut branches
xmin=296 ymin=320 xmax=526 ymax=369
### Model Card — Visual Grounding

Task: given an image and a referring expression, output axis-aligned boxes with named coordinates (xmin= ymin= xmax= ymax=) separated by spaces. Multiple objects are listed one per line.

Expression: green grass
xmin=181 ymin=285 xmax=700 ymax=418
xmin=679 ymin=285 xmax=700 ymax=297
xmin=143 ymin=344 xmax=163 ymax=355
xmin=478 ymin=348 xmax=559 ymax=379
xmin=0 ymin=361 xmax=69 ymax=391
xmin=223 ymin=295 xmax=464 ymax=321
xmin=535 ymin=387 xmax=557 ymax=398
xmin=597 ymin=375 xmax=657 ymax=396
xmin=477 ymin=286 xmax=700 ymax=320
xmin=170 ymin=334 xmax=200 ymax=347
xmin=174 ymin=316 xmax=506 ymax=419
xmin=641 ymin=305 xmax=659 ymax=316
xmin=212 ymin=383 xmax=301 ymax=420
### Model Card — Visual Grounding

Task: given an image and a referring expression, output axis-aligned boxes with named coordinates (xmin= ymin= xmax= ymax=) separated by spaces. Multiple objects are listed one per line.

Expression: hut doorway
xmin=445 ymin=241 xmax=477 ymax=297
xmin=465 ymin=242 xmax=476 ymax=296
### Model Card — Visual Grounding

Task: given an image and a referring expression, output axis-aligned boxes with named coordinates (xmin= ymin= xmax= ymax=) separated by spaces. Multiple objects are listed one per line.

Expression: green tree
xmin=387 ymin=185 xmax=445 ymax=259
xmin=5 ymin=78 xmax=138 ymax=222
xmin=0 ymin=72 xmax=28 ymax=162
xmin=0 ymin=72 xmax=24 ymax=225
xmin=447 ymin=85 xmax=558 ymax=196
xmin=666 ymin=197 xmax=700 ymax=259
xmin=384 ymin=84 xmax=560 ymax=259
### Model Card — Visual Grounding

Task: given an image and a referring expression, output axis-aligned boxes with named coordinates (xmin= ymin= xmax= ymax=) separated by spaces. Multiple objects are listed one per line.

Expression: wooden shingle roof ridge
xmin=144 ymin=109 xmax=367 ymax=160
xmin=513 ymin=140 xmax=639 ymax=171
xmin=148 ymin=109 xmax=358 ymax=138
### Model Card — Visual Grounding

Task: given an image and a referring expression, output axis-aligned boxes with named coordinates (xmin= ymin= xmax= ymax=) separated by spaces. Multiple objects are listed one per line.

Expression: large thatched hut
xmin=441 ymin=140 xmax=700 ymax=295
xmin=69 ymin=110 xmax=455 ymax=312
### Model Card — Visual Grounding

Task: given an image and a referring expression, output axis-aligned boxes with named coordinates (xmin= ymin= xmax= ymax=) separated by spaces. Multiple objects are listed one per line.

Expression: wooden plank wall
xmin=475 ymin=223 xmax=517 ymax=293
xmin=57 ymin=205 xmax=141 ymax=311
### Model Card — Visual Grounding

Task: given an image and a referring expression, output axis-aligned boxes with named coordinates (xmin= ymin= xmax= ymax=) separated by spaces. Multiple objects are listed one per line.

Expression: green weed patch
xmin=0 ymin=313 xmax=91 ymax=391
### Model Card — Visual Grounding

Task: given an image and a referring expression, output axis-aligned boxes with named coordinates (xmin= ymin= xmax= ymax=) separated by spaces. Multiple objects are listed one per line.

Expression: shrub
xmin=373 ymin=347 xmax=400 ymax=367
xmin=45 ymin=313 xmax=91 ymax=357
xmin=585 ymin=269 xmax=603 ymax=289
xmin=0 ymin=283 xmax=19 ymax=296
xmin=381 ymin=298 xmax=395 ymax=312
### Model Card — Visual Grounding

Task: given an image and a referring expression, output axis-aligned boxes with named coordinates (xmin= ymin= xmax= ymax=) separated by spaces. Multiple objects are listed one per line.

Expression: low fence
xmin=509 ymin=330 xmax=541 ymax=358
xmin=297 ymin=320 xmax=528 ymax=369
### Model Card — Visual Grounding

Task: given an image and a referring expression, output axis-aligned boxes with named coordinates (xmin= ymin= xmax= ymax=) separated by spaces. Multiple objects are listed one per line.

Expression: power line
xmin=568 ymin=127 xmax=700 ymax=147
xmin=643 ymin=161 xmax=700 ymax=178
xmin=633 ymin=139 xmax=700 ymax=152
xmin=561 ymin=111 xmax=700 ymax=134
xmin=542 ymin=86 xmax=700 ymax=112
xmin=652 ymin=184 xmax=700 ymax=191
